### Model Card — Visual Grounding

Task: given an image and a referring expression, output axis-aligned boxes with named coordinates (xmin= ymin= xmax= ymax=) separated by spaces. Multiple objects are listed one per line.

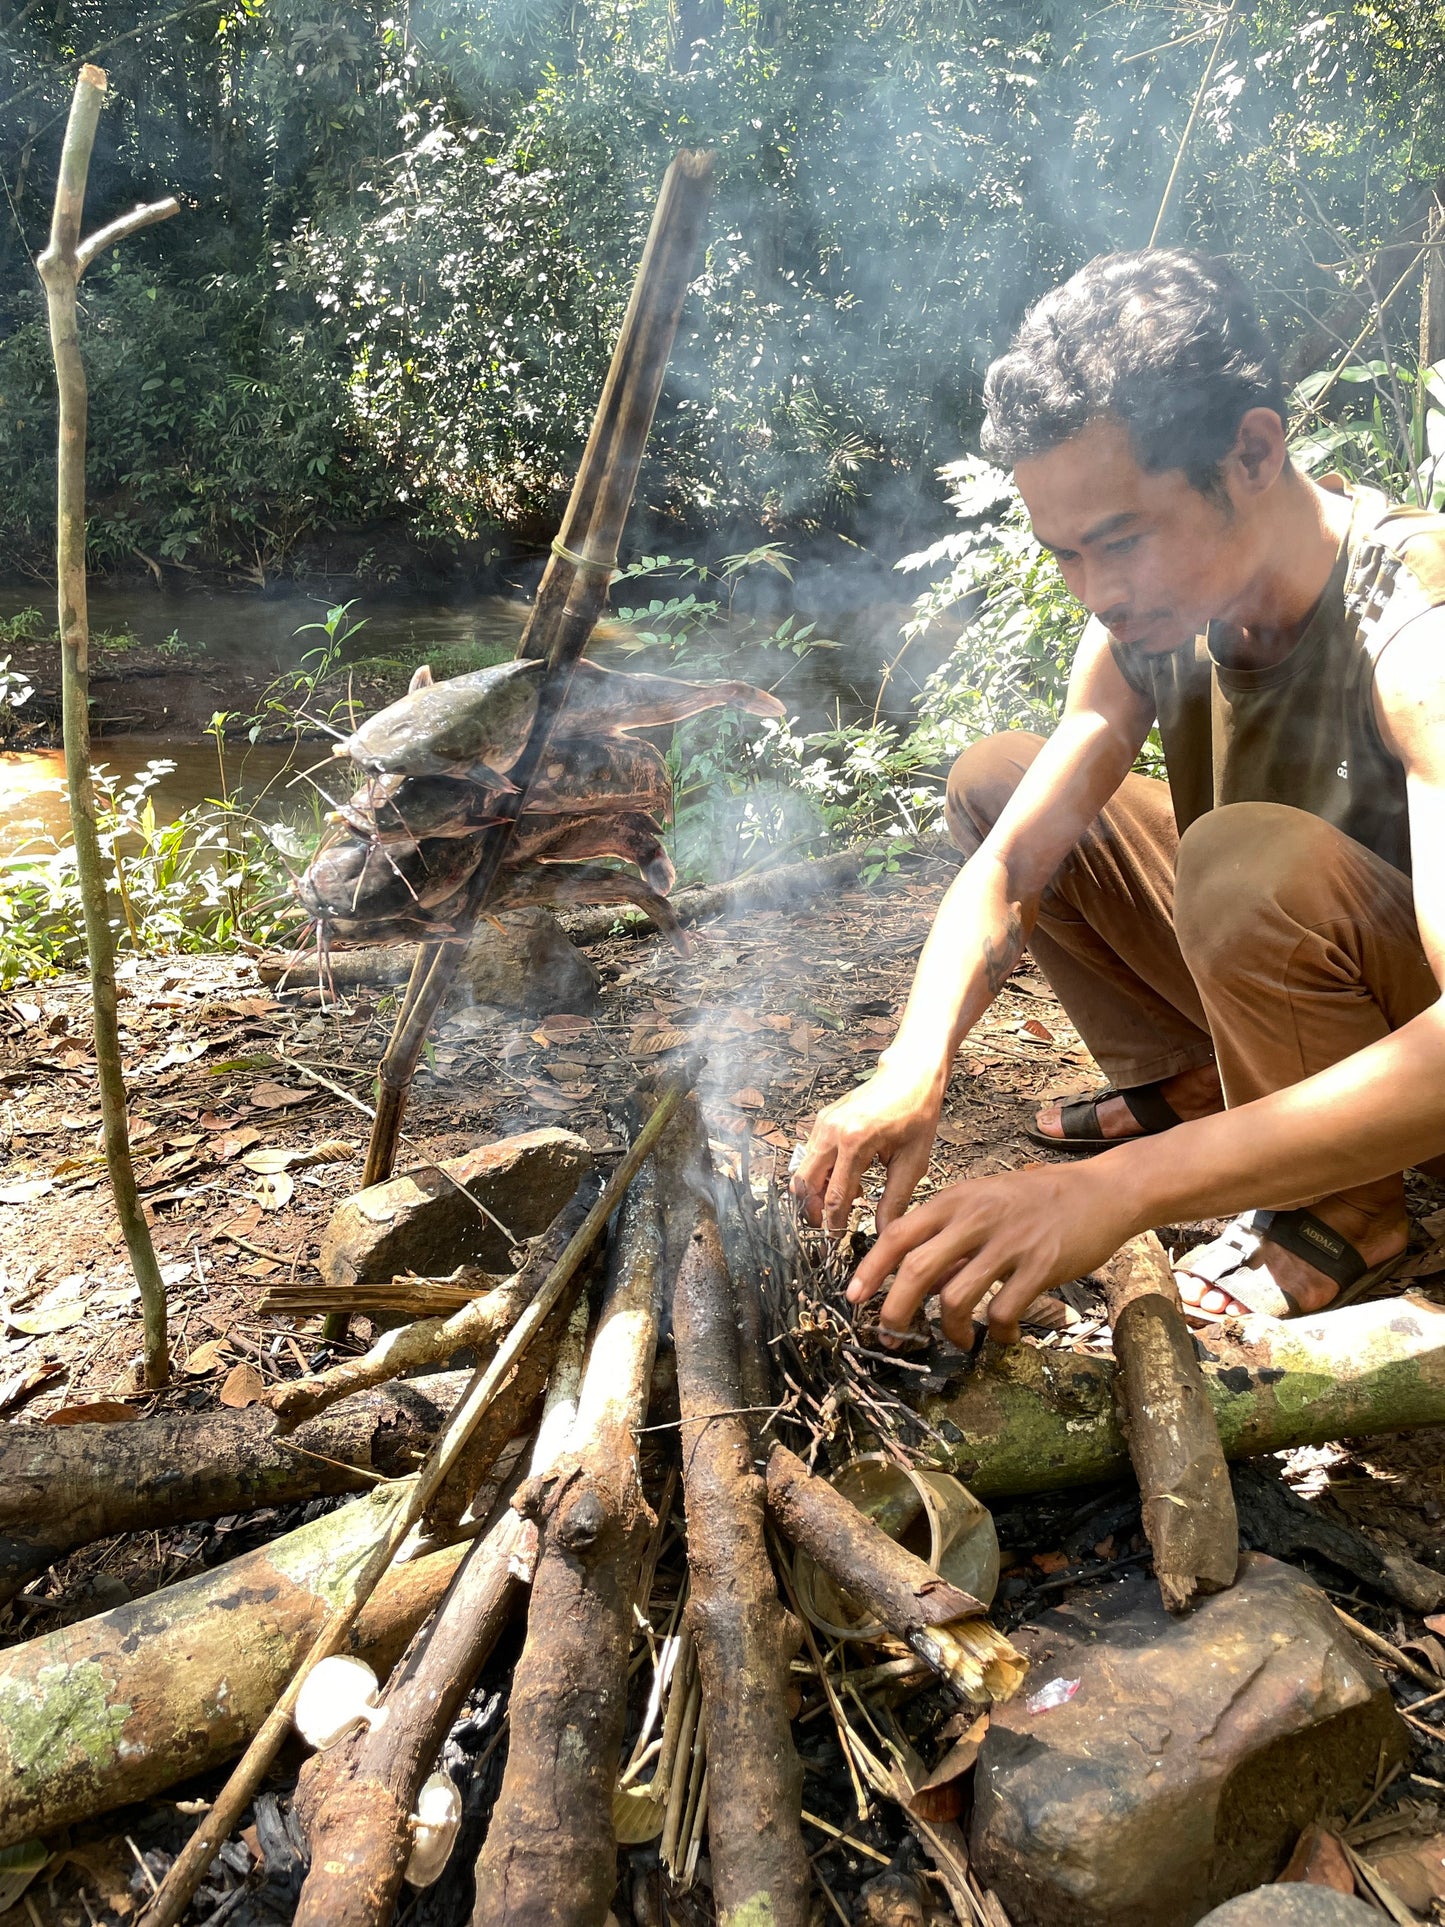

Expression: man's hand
xmin=846 ymin=1157 xmax=1139 ymax=1344
xmin=791 ymin=1068 xmax=943 ymax=1235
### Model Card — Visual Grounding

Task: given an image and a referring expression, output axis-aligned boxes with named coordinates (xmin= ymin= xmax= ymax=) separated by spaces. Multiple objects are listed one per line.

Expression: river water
xmin=0 ymin=578 xmax=939 ymax=859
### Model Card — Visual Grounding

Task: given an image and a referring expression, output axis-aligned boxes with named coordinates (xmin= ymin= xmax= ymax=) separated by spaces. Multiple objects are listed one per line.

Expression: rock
xmin=455 ymin=906 xmax=599 ymax=1015
xmin=970 ymin=1554 xmax=1406 ymax=1927
xmin=318 ymin=1128 xmax=592 ymax=1290
xmin=856 ymin=1871 xmax=928 ymax=1926
xmin=1196 ymin=1892 xmax=1379 ymax=1925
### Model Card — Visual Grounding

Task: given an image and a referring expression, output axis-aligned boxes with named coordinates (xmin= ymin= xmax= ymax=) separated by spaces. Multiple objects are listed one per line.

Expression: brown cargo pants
xmin=945 ymin=731 xmax=1441 ymax=1211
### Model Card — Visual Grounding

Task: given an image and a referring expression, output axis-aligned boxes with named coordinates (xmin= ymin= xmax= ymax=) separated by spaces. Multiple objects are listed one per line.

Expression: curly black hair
xmin=981 ymin=250 xmax=1285 ymax=498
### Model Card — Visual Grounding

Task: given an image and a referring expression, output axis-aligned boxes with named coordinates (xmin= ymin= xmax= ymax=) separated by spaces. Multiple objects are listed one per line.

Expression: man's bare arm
xmin=792 ymin=621 xmax=1155 ymax=1232
xmin=848 ymin=608 xmax=1445 ymax=1341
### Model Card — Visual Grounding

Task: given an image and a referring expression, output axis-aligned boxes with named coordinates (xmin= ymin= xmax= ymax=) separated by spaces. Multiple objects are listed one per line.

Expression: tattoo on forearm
xmin=982 ymin=909 xmax=1024 ymax=999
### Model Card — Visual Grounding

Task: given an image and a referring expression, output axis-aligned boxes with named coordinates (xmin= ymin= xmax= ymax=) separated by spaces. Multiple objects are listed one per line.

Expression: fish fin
xmin=409 ymin=663 xmax=435 ymax=693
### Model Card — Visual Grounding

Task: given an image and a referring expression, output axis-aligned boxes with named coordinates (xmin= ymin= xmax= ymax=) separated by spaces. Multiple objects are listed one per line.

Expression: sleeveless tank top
xmin=1109 ymin=479 xmax=1445 ymax=876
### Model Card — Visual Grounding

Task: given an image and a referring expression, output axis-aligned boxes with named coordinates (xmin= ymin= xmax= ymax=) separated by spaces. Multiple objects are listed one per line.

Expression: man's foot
xmin=1174 ymin=1195 xmax=1408 ymax=1320
xmin=1032 ymin=1061 xmax=1223 ymax=1144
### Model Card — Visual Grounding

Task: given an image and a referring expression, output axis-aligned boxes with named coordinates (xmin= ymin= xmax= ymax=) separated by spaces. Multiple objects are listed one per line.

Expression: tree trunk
xmin=0 ymin=1485 xmax=471 ymax=1850
xmin=669 ymin=1114 xmax=810 ymax=1927
xmin=1100 ymin=1233 xmax=1238 ymax=1612
xmin=35 ymin=66 xmax=178 ymax=1386
xmin=0 ymin=1371 xmax=471 ymax=1605
xmin=925 ymin=1294 xmax=1445 ymax=1497
xmin=472 ymin=1162 xmax=666 ymax=1926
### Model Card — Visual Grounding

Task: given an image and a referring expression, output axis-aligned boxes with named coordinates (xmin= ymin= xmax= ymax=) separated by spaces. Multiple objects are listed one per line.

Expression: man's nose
xmin=1079 ymin=558 xmax=1129 ymax=621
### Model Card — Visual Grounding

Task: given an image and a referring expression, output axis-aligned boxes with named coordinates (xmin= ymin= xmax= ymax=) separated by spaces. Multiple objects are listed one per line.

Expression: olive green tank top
xmin=1110 ymin=480 xmax=1445 ymax=876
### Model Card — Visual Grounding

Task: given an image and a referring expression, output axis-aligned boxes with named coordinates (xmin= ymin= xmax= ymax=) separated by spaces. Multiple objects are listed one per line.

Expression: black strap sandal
xmin=1176 ymin=1208 xmax=1405 ymax=1323
xmin=1025 ymin=1079 xmax=1183 ymax=1153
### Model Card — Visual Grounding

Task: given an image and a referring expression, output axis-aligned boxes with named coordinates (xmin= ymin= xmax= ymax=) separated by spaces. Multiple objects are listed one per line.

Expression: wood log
xmin=763 ymin=1444 xmax=1024 ymax=1704
xmin=471 ymin=1161 xmax=666 ymax=1926
xmin=670 ymin=1112 xmax=811 ymax=1927
xmin=924 ymin=1294 xmax=1445 ymax=1497
xmin=0 ymin=1485 xmax=473 ymax=1850
xmin=0 ymin=1372 xmax=471 ymax=1606
xmin=290 ymin=1302 xmax=596 ymax=1927
xmin=1100 ymin=1232 xmax=1238 ymax=1612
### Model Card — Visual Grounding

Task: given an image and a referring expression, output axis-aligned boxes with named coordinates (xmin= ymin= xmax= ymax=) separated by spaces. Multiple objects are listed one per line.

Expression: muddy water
xmin=0 ymin=579 xmax=936 ymax=858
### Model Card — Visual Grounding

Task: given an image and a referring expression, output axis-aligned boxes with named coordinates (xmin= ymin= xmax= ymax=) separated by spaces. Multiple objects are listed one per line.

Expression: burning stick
xmin=764 ymin=1444 xmax=1026 ymax=1706
xmin=668 ymin=1103 xmax=812 ymax=1927
xmin=1100 ymin=1231 xmax=1238 ymax=1612
xmin=473 ymin=1156 xmax=668 ymax=1924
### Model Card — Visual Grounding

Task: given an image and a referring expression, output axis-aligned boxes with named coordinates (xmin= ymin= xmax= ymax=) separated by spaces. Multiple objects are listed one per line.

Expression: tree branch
xmin=76 ymin=195 xmax=180 ymax=273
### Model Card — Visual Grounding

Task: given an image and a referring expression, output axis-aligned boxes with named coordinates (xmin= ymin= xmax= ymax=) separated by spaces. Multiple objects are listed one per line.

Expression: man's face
xmin=1013 ymin=416 xmax=1251 ymax=653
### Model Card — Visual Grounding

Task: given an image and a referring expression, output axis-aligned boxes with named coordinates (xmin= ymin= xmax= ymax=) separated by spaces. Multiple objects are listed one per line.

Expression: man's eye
xmin=1106 ymin=535 xmax=1142 ymax=555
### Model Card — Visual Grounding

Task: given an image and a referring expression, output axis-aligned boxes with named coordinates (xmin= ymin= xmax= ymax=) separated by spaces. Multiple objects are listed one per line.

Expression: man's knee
xmin=945 ymin=731 xmax=1045 ymax=854
xmin=1175 ymin=803 xmax=1342 ymax=975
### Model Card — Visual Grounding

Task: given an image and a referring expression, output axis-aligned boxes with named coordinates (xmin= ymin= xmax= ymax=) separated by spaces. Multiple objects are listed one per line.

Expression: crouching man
xmin=792 ymin=249 xmax=1445 ymax=1342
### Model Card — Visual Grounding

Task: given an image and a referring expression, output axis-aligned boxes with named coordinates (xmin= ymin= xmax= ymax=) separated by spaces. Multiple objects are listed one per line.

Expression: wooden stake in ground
xmin=139 ymin=1078 xmax=688 ymax=1927
xmin=355 ymin=150 xmax=714 ymax=1210
xmin=668 ymin=1108 xmax=811 ymax=1927
xmin=36 ymin=66 xmax=179 ymax=1386
xmin=472 ymin=1158 xmax=667 ymax=1926
xmin=1100 ymin=1232 xmax=1238 ymax=1612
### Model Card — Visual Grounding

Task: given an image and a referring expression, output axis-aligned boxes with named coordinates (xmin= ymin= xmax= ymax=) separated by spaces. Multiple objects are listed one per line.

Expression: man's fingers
xmin=822 ymin=1142 xmax=870 ymax=1236
xmin=938 ymin=1257 xmax=1006 ymax=1345
xmin=846 ymin=1200 xmax=941 ymax=1304
xmin=980 ymin=1266 xmax=1050 ymax=1347
xmin=875 ymin=1139 xmax=932 ymax=1232
xmin=789 ymin=1138 xmax=839 ymax=1228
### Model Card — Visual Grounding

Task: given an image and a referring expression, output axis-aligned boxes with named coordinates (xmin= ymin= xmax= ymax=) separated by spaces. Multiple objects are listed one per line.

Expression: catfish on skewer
xmin=322 ymin=862 xmax=687 ymax=954
xmin=337 ymin=658 xmax=783 ymax=779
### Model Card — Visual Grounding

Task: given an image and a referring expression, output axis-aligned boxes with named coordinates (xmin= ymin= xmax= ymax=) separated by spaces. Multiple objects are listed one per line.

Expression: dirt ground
xmin=6 ymin=853 xmax=1445 ymax=1923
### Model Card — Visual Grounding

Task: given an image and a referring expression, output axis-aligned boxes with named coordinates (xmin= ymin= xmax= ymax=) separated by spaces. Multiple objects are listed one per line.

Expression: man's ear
xmin=1227 ymin=407 xmax=1288 ymax=494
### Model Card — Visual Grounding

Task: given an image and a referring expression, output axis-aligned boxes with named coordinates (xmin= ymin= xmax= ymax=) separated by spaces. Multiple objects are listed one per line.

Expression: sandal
xmin=1025 ymin=1079 xmax=1182 ymax=1153
xmin=1175 ymin=1208 xmax=1406 ymax=1324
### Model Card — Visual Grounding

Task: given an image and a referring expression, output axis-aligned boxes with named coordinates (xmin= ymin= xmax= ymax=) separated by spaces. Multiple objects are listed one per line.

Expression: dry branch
xmin=36 ymin=64 xmax=179 ymax=1386
xmin=0 ymin=1371 xmax=471 ymax=1606
xmin=669 ymin=1109 xmax=810 ymax=1927
xmin=472 ymin=1159 xmax=666 ymax=1926
xmin=926 ymin=1294 xmax=1445 ymax=1496
xmin=270 ymin=1186 xmax=595 ymax=1430
xmin=0 ymin=1484 xmax=471 ymax=1850
xmin=1101 ymin=1232 xmax=1238 ymax=1612
xmin=559 ymin=847 xmax=868 ymax=946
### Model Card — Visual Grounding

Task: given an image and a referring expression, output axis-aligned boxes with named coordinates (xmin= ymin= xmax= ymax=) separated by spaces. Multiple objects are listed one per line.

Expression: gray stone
xmin=318 ymin=1128 xmax=592 ymax=1290
xmin=455 ymin=906 xmax=599 ymax=1015
xmin=970 ymin=1554 xmax=1406 ymax=1927
xmin=1198 ymin=1892 xmax=1379 ymax=1925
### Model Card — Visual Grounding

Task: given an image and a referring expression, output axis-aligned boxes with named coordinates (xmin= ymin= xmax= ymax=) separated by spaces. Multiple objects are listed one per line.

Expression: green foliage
xmin=1 ymin=3 xmax=1443 ymax=572
xmin=1291 ymin=357 xmax=1445 ymax=509
xmin=0 ymin=761 xmax=303 ymax=988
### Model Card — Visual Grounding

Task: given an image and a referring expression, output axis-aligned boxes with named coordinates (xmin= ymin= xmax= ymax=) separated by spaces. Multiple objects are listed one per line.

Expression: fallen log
xmin=1231 ymin=1459 xmax=1445 ymax=1613
xmin=764 ymin=1444 xmax=1025 ymax=1704
xmin=0 ymin=1371 xmax=471 ymax=1606
xmin=559 ymin=846 xmax=868 ymax=945
xmin=473 ymin=1159 xmax=666 ymax=1926
xmin=0 ymin=1484 xmax=473 ymax=1850
xmin=1101 ymin=1232 xmax=1238 ymax=1612
xmin=270 ymin=1182 xmax=596 ymax=1430
xmin=925 ymin=1294 xmax=1445 ymax=1497
xmin=669 ymin=1109 xmax=811 ymax=1927
xmin=290 ymin=1301 xmax=596 ymax=1927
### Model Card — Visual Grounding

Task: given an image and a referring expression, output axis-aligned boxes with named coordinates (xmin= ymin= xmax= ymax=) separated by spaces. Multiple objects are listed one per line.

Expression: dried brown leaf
xmin=220 ymin=1362 xmax=266 ymax=1408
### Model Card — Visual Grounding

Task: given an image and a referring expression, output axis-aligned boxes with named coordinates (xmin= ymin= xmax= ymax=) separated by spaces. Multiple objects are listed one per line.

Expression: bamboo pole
xmin=36 ymin=66 xmax=180 ymax=1386
xmin=139 ymin=1074 xmax=690 ymax=1927
xmin=355 ymin=151 xmax=713 ymax=1200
